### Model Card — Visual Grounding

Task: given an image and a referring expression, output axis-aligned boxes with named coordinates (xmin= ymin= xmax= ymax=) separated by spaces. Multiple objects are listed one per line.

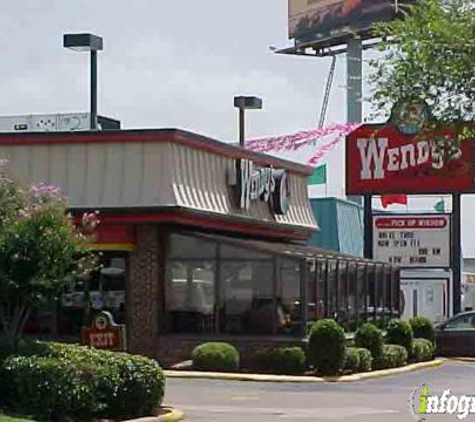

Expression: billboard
xmin=289 ymin=0 xmax=416 ymax=43
xmin=373 ymin=214 xmax=451 ymax=268
xmin=346 ymin=124 xmax=475 ymax=195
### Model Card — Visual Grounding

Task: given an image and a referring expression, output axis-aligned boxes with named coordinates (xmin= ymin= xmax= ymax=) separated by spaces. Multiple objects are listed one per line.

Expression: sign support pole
xmin=347 ymin=36 xmax=363 ymax=206
xmin=364 ymin=194 xmax=373 ymax=259
xmin=452 ymin=193 xmax=462 ymax=314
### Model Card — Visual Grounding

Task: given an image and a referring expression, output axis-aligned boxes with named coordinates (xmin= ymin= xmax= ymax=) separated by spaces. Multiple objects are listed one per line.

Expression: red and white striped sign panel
xmin=346 ymin=124 xmax=475 ymax=195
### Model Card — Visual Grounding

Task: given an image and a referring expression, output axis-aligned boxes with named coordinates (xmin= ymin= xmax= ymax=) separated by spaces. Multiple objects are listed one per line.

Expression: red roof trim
xmin=74 ymin=211 xmax=312 ymax=241
xmin=0 ymin=129 xmax=313 ymax=176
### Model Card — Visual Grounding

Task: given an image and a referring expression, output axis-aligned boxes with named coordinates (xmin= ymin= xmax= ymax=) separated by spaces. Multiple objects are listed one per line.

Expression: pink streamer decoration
xmin=245 ymin=123 xmax=361 ymax=167
xmin=245 ymin=123 xmax=360 ymax=154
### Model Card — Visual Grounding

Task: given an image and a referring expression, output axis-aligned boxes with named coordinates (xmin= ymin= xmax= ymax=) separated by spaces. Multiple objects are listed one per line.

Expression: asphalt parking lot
xmin=166 ymin=360 xmax=474 ymax=421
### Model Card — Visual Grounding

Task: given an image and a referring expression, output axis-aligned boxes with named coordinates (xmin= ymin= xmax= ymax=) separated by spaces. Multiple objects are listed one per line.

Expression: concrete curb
xmin=164 ymin=359 xmax=444 ymax=383
xmin=124 ymin=408 xmax=184 ymax=422
xmin=447 ymin=357 xmax=475 ymax=363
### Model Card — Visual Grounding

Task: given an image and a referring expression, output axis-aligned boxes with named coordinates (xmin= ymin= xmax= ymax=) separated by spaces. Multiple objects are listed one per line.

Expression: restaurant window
xmin=167 ymin=261 xmax=216 ymax=333
xmin=366 ymin=264 xmax=377 ymax=324
xmin=220 ymin=259 xmax=274 ymax=335
xmin=279 ymin=259 xmax=302 ymax=335
xmin=392 ymin=267 xmax=401 ymax=317
xmin=58 ymin=252 xmax=127 ymax=336
xmin=307 ymin=261 xmax=317 ymax=325
xmin=348 ymin=263 xmax=358 ymax=332
xmin=375 ymin=265 xmax=386 ymax=328
xmin=327 ymin=261 xmax=338 ymax=319
xmin=167 ymin=234 xmax=217 ymax=334
xmin=337 ymin=261 xmax=349 ymax=330
xmin=384 ymin=266 xmax=394 ymax=323
xmin=169 ymin=233 xmax=217 ymax=259
xmin=316 ymin=260 xmax=327 ymax=319
xmin=357 ymin=264 xmax=367 ymax=322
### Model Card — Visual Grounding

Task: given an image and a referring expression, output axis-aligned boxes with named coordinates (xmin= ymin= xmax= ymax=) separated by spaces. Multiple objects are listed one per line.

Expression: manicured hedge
xmin=192 ymin=342 xmax=239 ymax=372
xmin=354 ymin=323 xmax=384 ymax=359
xmin=2 ymin=356 xmax=99 ymax=420
xmin=411 ymin=338 xmax=435 ymax=362
xmin=252 ymin=347 xmax=306 ymax=375
xmin=374 ymin=344 xmax=408 ymax=370
xmin=344 ymin=347 xmax=372 ymax=374
xmin=0 ymin=340 xmax=165 ymax=420
xmin=385 ymin=319 xmax=414 ymax=353
xmin=410 ymin=317 xmax=436 ymax=344
xmin=309 ymin=319 xmax=346 ymax=376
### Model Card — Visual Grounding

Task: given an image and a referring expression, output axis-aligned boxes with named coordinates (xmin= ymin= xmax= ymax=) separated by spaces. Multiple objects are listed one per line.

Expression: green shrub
xmin=344 ymin=347 xmax=372 ymax=374
xmin=192 ymin=342 xmax=239 ymax=372
xmin=409 ymin=317 xmax=435 ymax=343
xmin=374 ymin=344 xmax=408 ymax=370
xmin=7 ymin=340 xmax=165 ymax=419
xmin=308 ymin=319 xmax=346 ymax=376
xmin=253 ymin=347 xmax=306 ymax=375
xmin=2 ymin=355 xmax=99 ymax=420
xmin=354 ymin=323 xmax=383 ymax=359
xmin=411 ymin=338 xmax=435 ymax=362
xmin=343 ymin=348 xmax=360 ymax=373
xmin=0 ymin=338 xmax=15 ymax=405
xmin=357 ymin=348 xmax=372 ymax=372
xmin=385 ymin=319 xmax=414 ymax=353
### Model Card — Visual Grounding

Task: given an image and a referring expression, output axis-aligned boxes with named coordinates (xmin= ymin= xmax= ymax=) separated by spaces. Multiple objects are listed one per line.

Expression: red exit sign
xmin=82 ymin=311 xmax=126 ymax=351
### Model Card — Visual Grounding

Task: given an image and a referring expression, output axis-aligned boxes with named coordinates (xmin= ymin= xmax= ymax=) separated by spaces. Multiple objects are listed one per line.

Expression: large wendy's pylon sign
xmin=346 ymin=124 xmax=475 ymax=195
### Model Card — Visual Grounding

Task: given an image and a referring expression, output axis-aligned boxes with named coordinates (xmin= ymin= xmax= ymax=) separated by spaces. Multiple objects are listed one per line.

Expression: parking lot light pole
xmin=63 ymin=33 xmax=104 ymax=130
xmin=234 ymin=96 xmax=263 ymax=148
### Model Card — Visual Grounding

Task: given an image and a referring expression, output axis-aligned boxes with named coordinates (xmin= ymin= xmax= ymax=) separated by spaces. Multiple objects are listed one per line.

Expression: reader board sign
xmin=373 ymin=214 xmax=451 ymax=268
xmin=346 ymin=124 xmax=475 ymax=195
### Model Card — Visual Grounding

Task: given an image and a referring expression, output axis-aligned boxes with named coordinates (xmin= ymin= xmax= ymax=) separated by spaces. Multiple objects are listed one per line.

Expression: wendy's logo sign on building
xmin=346 ymin=125 xmax=475 ymax=195
xmin=231 ymin=159 xmax=290 ymax=215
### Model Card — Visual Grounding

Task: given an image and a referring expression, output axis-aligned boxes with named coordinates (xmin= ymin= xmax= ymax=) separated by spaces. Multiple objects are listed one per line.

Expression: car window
xmin=445 ymin=314 xmax=475 ymax=329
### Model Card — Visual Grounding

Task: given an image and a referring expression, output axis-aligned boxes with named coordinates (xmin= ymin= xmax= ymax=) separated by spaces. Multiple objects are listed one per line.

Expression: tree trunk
xmin=0 ymin=300 xmax=31 ymax=346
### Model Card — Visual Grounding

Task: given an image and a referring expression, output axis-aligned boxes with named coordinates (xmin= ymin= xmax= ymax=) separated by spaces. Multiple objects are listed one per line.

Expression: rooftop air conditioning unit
xmin=0 ymin=113 xmax=121 ymax=132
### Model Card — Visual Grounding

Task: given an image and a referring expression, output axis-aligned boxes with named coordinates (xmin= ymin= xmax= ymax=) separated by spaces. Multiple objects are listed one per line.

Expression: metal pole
xmin=90 ymin=50 xmax=98 ymax=130
xmin=347 ymin=37 xmax=363 ymax=205
xmin=347 ymin=37 xmax=363 ymax=124
xmin=452 ymin=193 xmax=462 ymax=314
xmin=239 ymin=107 xmax=245 ymax=148
xmin=364 ymin=194 xmax=373 ymax=259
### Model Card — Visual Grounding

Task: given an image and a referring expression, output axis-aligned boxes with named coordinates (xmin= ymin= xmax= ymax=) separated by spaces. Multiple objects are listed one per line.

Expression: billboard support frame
xmin=452 ymin=193 xmax=462 ymax=314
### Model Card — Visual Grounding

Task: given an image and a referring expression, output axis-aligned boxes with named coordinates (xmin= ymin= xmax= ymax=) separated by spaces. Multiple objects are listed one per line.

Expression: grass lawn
xmin=0 ymin=414 xmax=33 ymax=422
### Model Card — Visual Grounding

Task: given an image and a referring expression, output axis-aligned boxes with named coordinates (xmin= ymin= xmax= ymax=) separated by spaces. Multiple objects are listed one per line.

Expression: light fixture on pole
xmin=234 ymin=96 xmax=263 ymax=148
xmin=63 ymin=33 xmax=104 ymax=130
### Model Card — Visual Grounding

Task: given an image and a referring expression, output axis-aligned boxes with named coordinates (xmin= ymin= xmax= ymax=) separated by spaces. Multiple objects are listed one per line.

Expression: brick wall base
xmin=127 ymin=225 xmax=160 ymax=357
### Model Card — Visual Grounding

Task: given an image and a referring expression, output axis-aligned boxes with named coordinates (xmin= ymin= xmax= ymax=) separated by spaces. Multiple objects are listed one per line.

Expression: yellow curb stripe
xmin=157 ymin=409 xmax=184 ymax=422
xmin=123 ymin=408 xmax=184 ymax=422
xmin=164 ymin=359 xmax=444 ymax=384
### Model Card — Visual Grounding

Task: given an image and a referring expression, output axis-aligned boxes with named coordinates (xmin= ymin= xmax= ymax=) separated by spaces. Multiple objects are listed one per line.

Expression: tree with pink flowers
xmin=0 ymin=161 xmax=98 ymax=345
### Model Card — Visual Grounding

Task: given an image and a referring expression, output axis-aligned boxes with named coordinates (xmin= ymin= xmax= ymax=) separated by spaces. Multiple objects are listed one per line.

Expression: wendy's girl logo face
xmin=391 ymin=101 xmax=430 ymax=136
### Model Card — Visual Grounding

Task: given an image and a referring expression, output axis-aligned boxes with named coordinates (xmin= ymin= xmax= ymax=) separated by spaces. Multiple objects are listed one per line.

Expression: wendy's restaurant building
xmin=0 ymin=129 xmax=400 ymax=366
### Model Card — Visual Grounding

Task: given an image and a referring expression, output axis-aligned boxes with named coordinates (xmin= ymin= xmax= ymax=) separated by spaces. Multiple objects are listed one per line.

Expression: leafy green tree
xmin=371 ymin=0 xmax=475 ymax=127
xmin=0 ymin=161 xmax=97 ymax=345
